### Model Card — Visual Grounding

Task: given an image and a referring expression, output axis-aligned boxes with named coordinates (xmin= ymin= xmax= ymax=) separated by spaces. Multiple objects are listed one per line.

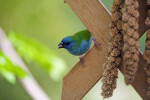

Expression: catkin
xmin=122 ymin=0 xmax=139 ymax=85
xmin=143 ymin=0 xmax=150 ymax=99
xmin=101 ymin=0 xmax=123 ymax=98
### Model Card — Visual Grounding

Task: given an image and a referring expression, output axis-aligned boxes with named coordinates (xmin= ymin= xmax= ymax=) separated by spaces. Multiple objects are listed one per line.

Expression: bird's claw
xmin=79 ymin=56 xmax=84 ymax=65
xmin=92 ymin=38 xmax=100 ymax=47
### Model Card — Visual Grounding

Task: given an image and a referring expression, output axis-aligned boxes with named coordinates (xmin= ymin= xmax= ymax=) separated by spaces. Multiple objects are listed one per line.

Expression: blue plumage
xmin=61 ymin=36 xmax=92 ymax=55
xmin=58 ymin=30 xmax=92 ymax=56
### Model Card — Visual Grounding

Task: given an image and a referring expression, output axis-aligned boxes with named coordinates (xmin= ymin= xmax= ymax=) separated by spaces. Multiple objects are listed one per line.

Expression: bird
xmin=58 ymin=30 xmax=100 ymax=64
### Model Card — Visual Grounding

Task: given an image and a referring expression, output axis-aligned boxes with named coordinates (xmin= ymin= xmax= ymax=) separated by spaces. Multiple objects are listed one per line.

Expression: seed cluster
xmin=122 ymin=0 xmax=139 ymax=85
xmin=143 ymin=0 xmax=150 ymax=99
xmin=101 ymin=0 xmax=123 ymax=98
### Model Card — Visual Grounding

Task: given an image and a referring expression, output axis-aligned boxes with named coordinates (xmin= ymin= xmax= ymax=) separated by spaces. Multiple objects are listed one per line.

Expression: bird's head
xmin=58 ymin=36 xmax=73 ymax=50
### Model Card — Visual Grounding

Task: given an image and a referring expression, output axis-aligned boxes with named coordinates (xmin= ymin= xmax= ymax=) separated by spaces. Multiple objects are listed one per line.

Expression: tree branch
xmin=0 ymin=27 xmax=51 ymax=100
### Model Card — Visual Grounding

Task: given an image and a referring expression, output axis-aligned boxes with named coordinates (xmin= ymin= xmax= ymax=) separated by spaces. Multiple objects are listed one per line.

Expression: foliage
xmin=139 ymin=33 xmax=146 ymax=53
xmin=9 ymin=32 xmax=67 ymax=81
xmin=0 ymin=52 xmax=26 ymax=84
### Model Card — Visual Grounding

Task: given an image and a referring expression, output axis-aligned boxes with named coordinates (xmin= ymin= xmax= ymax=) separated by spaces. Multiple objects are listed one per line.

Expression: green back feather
xmin=71 ymin=30 xmax=91 ymax=48
xmin=71 ymin=30 xmax=91 ymax=43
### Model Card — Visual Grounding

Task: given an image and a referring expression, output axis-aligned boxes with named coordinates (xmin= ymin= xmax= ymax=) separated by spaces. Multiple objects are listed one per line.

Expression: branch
xmin=0 ymin=28 xmax=51 ymax=100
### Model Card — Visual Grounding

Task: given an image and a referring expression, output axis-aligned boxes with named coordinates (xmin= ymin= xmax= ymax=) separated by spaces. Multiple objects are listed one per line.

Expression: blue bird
xmin=58 ymin=30 xmax=99 ymax=63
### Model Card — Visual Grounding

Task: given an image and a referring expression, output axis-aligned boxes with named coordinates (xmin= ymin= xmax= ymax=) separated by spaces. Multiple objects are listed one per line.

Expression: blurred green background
xmin=0 ymin=0 xmax=144 ymax=100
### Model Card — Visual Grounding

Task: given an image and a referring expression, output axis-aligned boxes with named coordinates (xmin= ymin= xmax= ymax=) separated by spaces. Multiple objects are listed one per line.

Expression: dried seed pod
xmin=147 ymin=30 xmax=150 ymax=39
xmin=144 ymin=65 xmax=150 ymax=76
xmin=108 ymin=55 xmax=115 ymax=62
xmin=111 ymin=5 xmax=119 ymax=13
xmin=124 ymin=51 xmax=131 ymax=59
xmin=147 ymin=77 xmax=150 ymax=84
xmin=114 ymin=0 xmax=122 ymax=5
xmin=121 ymin=7 xmax=127 ymax=14
xmin=129 ymin=46 xmax=137 ymax=53
xmin=132 ymin=53 xmax=139 ymax=62
xmin=128 ymin=38 xmax=135 ymax=45
xmin=144 ymin=0 xmax=150 ymax=99
xmin=133 ymin=10 xmax=139 ymax=18
xmin=132 ymin=31 xmax=139 ymax=40
xmin=114 ymin=34 xmax=122 ymax=42
xmin=111 ymin=12 xmax=122 ymax=22
xmin=147 ymin=0 xmax=150 ymax=5
xmin=110 ymin=27 xmax=118 ymax=37
xmin=128 ymin=17 xmax=136 ymax=26
xmin=101 ymin=0 xmax=124 ymax=98
xmin=127 ymin=28 xmax=134 ymax=37
xmin=123 ymin=35 xmax=129 ymax=42
xmin=134 ymin=22 xmax=139 ymax=30
xmin=123 ymin=43 xmax=129 ymax=51
xmin=133 ymin=1 xmax=139 ymax=8
xmin=122 ymin=23 xmax=129 ymax=31
xmin=147 ymin=86 xmax=150 ymax=99
xmin=144 ymin=50 xmax=150 ymax=63
xmin=122 ymin=0 xmax=139 ymax=85
xmin=117 ymin=20 xmax=122 ymax=30
xmin=145 ymin=17 xmax=150 ymax=27
xmin=111 ymin=48 xmax=120 ymax=56
xmin=125 ymin=59 xmax=134 ymax=65
xmin=125 ymin=0 xmax=134 ymax=5
xmin=118 ymin=42 xmax=124 ymax=50
xmin=135 ymin=41 xmax=140 ymax=48
xmin=146 ymin=41 xmax=150 ymax=50
xmin=115 ymin=57 xmax=122 ymax=65
xmin=127 ymin=5 xmax=134 ymax=14
xmin=122 ymin=13 xmax=130 ymax=22
xmin=101 ymin=66 xmax=118 ymax=98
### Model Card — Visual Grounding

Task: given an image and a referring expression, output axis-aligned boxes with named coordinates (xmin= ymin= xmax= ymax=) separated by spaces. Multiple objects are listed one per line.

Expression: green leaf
xmin=0 ymin=69 xmax=16 ymax=84
xmin=139 ymin=33 xmax=146 ymax=53
xmin=8 ymin=32 xmax=67 ymax=81
xmin=0 ymin=52 xmax=27 ymax=84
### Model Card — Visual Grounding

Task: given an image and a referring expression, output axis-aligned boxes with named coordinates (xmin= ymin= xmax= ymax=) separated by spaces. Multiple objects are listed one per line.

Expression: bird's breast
xmin=67 ymin=37 xmax=92 ymax=56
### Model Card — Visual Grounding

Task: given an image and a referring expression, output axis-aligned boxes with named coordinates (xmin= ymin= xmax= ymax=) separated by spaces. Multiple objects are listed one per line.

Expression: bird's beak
xmin=58 ymin=44 xmax=63 ymax=49
xmin=58 ymin=43 xmax=63 ymax=49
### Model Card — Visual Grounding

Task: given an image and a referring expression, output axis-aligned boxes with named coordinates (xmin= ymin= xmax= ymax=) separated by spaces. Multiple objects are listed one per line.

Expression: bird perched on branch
xmin=58 ymin=30 xmax=100 ymax=64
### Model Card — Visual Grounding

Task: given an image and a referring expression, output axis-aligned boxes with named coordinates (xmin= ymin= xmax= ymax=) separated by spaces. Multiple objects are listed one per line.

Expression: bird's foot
xmin=92 ymin=38 xmax=100 ymax=47
xmin=79 ymin=55 xmax=84 ymax=65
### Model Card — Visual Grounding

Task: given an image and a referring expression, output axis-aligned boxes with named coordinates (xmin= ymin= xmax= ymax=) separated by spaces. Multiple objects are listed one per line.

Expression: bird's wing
xmin=71 ymin=30 xmax=91 ymax=47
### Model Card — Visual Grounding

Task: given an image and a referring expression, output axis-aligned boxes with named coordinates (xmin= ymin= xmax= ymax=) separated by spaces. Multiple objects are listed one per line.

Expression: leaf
xmin=0 ymin=52 xmax=27 ymax=84
xmin=9 ymin=32 xmax=67 ymax=81
xmin=0 ymin=69 xmax=16 ymax=84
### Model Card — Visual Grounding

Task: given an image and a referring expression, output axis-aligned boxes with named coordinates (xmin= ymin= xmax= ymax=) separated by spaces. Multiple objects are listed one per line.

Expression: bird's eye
xmin=66 ymin=42 xmax=70 ymax=45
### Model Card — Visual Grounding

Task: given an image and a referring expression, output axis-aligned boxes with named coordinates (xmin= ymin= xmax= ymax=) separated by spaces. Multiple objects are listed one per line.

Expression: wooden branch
xmin=62 ymin=0 xmax=148 ymax=100
xmin=0 ymin=28 xmax=51 ymax=100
